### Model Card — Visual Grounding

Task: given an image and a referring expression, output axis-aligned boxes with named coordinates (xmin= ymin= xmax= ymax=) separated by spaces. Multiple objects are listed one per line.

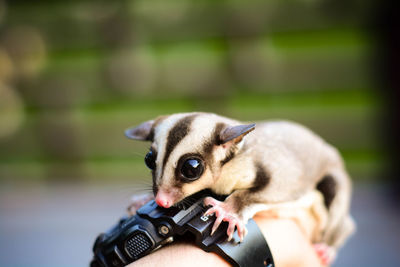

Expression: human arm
xmin=127 ymin=213 xmax=322 ymax=267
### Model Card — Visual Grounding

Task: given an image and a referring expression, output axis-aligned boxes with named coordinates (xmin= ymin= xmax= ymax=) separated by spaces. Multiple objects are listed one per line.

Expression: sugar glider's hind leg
xmin=317 ymin=167 xmax=355 ymax=249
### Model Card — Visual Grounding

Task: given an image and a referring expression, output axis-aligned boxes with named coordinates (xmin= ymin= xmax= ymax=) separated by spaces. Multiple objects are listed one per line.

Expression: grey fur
xmin=126 ymin=112 xmax=355 ymax=252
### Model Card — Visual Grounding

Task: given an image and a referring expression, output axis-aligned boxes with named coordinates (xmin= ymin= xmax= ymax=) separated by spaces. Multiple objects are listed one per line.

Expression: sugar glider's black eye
xmin=145 ymin=150 xmax=156 ymax=170
xmin=180 ymin=158 xmax=204 ymax=181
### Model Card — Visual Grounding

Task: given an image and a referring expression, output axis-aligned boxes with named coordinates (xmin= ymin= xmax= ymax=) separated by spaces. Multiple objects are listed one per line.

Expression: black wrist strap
xmin=211 ymin=219 xmax=274 ymax=267
xmin=90 ymin=198 xmax=275 ymax=267
xmin=186 ymin=214 xmax=275 ymax=267
xmin=136 ymin=199 xmax=275 ymax=267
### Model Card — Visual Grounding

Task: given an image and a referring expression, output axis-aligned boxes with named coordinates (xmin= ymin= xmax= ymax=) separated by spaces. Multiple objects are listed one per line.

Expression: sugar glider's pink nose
xmin=155 ymin=191 xmax=173 ymax=208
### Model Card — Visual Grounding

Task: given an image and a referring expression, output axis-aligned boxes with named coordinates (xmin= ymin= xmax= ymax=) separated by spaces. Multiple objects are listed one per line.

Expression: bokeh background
xmin=0 ymin=0 xmax=399 ymax=266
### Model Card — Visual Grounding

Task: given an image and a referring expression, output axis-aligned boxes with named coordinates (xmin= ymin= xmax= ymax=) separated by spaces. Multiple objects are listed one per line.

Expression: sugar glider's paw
xmin=203 ymin=197 xmax=247 ymax=242
xmin=313 ymin=243 xmax=336 ymax=266
xmin=127 ymin=193 xmax=154 ymax=216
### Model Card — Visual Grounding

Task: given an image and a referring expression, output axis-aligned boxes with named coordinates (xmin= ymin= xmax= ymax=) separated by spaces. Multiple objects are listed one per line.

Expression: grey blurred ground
xmin=0 ymin=181 xmax=399 ymax=267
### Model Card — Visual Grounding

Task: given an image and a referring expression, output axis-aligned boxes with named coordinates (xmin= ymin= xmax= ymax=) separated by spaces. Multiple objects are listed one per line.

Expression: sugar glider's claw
xmin=203 ymin=197 xmax=247 ymax=242
xmin=211 ymin=212 xmax=224 ymax=235
xmin=203 ymin=196 xmax=220 ymax=208
xmin=313 ymin=243 xmax=337 ymax=266
xmin=229 ymin=218 xmax=247 ymax=242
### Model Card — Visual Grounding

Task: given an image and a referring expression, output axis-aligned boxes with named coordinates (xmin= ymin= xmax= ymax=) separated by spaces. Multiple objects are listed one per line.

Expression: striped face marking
xmin=162 ymin=114 xmax=197 ymax=173
xmin=151 ymin=113 xmax=226 ymax=198
xmin=130 ymin=112 xmax=255 ymax=207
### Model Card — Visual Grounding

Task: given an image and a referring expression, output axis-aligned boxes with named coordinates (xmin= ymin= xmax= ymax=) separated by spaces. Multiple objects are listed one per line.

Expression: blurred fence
xmin=0 ymin=0 xmax=381 ymax=182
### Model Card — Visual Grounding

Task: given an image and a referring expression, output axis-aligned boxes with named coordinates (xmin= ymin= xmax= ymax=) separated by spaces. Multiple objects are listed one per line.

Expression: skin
xmin=127 ymin=211 xmax=322 ymax=267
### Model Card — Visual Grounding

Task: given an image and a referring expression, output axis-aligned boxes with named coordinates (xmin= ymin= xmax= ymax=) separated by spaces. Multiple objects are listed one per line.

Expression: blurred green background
xmin=0 ymin=0 xmax=382 ymax=184
xmin=3 ymin=1 xmax=400 ymax=267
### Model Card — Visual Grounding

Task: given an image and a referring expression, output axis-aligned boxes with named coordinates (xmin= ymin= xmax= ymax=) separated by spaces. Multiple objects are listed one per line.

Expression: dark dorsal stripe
xmin=250 ymin=163 xmax=270 ymax=193
xmin=316 ymin=174 xmax=337 ymax=209
xmin=162 ymin=114 xmax=197 ymax=170
xmin=231 ymin=163 xmax=270 ymax=212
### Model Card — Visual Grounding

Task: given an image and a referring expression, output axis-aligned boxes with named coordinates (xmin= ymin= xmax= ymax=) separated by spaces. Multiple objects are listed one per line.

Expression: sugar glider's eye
xmin=180 ymin=158 xmax=204 ymax=181
xmin=145 ymin=150 xmax=156 ymax=170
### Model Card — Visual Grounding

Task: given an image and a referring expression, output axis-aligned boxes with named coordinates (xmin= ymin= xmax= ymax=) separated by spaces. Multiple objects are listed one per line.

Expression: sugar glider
xmin=125 ymin=112 xmax=355 ymax=264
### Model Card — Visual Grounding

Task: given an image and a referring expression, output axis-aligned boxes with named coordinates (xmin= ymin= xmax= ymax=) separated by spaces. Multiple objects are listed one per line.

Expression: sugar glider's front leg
xmin=203 ymin=189 xmax=265 ymax=242
xmin=127 ymin=193 xmax=154 ymax=216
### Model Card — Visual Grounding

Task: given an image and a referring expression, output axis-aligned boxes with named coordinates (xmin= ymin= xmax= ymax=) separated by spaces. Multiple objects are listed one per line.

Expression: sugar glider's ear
xmin=219 ymin=123 xmax=256 ymax=145
xmin=125 ymin=120 xmax=154 ymax=141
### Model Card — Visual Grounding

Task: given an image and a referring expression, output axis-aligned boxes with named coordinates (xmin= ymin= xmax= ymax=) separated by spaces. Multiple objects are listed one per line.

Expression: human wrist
xmin=127 ymin=215 xmax=321 ymax=267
